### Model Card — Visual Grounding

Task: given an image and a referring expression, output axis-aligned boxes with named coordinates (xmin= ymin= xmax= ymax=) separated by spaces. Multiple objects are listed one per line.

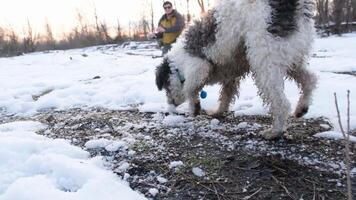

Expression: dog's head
xmin=155 ymin=58 xmax=186 ymax=107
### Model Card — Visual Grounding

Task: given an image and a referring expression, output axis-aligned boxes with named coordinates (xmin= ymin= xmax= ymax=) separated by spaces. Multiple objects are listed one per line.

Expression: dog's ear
xmin=155 ymin=58 xmax=171 ymax=91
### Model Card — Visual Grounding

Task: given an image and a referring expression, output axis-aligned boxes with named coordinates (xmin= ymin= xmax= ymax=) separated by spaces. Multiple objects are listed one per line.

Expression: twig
xmin=347 ymin=90 xmax=350 ymax=134
xmin=197 ymin=181 xmax=226 ymax=199
xmin=271 ymin=175 xmax=297 ymax=200
xmin=212 ymin=183 xmax=221 ymax=200
xmin=313 ymin=183 xmax=316 ymax=200
xmin=334 ymin=92 xmax=345 ymax=133
xmin=177 ymin=172 xmax=227 ymax=199
xmin=334 ymin=92 xmax=353 ymax=200
xmin=242 ymin=187 xmax=262 ymax=200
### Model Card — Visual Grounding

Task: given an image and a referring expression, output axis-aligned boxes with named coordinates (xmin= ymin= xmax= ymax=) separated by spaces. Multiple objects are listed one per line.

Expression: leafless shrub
xmin=334 ymin=91 xmax=353 ymax=200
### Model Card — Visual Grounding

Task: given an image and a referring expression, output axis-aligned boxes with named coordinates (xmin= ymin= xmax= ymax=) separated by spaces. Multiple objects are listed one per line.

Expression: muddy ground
xmin=2 ymin=108 xmax=355 ymax=199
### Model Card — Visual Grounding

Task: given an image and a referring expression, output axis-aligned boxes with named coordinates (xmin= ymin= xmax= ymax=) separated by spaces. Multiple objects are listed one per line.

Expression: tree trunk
xmin=197 ymin=0 xmax=206 ymax=14
xmin=333 ymin=0 xmax=346 ymax=35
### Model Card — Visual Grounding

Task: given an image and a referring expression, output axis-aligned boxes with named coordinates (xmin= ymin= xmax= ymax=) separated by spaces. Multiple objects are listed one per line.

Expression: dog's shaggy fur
xmin=156 ymin=0 xmax=317 ymax=139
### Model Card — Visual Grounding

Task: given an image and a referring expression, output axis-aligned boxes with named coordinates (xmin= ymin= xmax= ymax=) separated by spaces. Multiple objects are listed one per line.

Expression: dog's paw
xmin=294 ymin=106 xmax=309 ymax=118
xmin=193 ymin=101 xmax=201 ymax=116
xmin=206 ymin=110 xmax=225 ymax=118
xmin=260 ymin=129 xmax=283 ymax=140
xmin=167 ymin=104 xmax=178 ymax=113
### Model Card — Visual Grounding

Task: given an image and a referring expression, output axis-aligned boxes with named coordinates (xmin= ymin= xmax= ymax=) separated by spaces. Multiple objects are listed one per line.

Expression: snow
xmin=352 ymin=168 xmax=356 ymax=176
xmin=237 ymin=122 xmax=249 ymax=129
xmin=162 ymin=115 xmax=186 ymax=127
xmin=192 ymin=167 xmax=205 ymax=177
xmin=85 ymin=138 xmax=112 ymax=149
xmin=169 ymin=161 xmax=184 ymax=169
xmin=210 ymin=118 xmax=220 ymax=126
xmin=1 ymin=35 xmax=356 ymax=199
xmin=0 ymin=121 xmax=145 ymax=200
xmin=1 ymin=36 xmax=356 ymax=130
xmin=314 ymin=131 xmax=356 ymax=142
xmin=148 ymin=188 xmax=159 ymax=197
xmin=156 ymin=176 xmax=168 ymax=184
xmin=117 ymin=162 xmax=130 ymax=173
xmin=85 ymin=138 xmax=127 ymax=152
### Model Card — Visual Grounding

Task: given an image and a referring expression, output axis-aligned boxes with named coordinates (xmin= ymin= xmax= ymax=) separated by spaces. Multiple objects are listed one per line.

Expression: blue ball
xmin=200 ymin=90 xmax=207 ymax=99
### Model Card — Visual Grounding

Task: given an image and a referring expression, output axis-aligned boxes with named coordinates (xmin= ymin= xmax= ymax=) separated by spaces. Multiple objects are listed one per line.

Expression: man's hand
xmin=147 ymin=32 xmax=156 ymax=39
xmin=156 ymin=26 xmax=166 ymax=33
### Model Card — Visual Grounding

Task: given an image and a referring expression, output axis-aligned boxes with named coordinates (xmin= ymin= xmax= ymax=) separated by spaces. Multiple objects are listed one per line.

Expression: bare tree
xmin=150 ymin=0 xmax=155 ymax=32
xmin=114 ymin=19 xmax=124 ymax=42
xmin=316 ymin=0 xmax=331 ymax=35
xmin=352 ymin=0 xmax=356 ymax=21
xmin=197 ymin=0 xmax=206 ymax=14
xmin=0 ymin=27 xmax=6 ymax=56
xmin=186 ymin=0 xmax=191 ymax=23
xmin=23 ymin=19 xmax=36 ymax=53
xmin=316 ymin=0 xmax=329 ymax=25
xmin=76 ymin=9 xmax=89 ymax=36
xmin=345 ymin=0 xmax=352 ymax=32
xmin=93 ymin=4 xmax=102 ymax=41
xmin=139 ymin=16 xmax=150 ymax=38
xmin=44 ymin=19 xmax=56 ymax=50
xmin=333 ymin=0 xmax=347 ymax=35
xmin=100 ymin=21 xmax=111 ymax=43
xmin=0 ymin=27 xmax=5 ymax=46
xmin=128 ymin=21 xmax=132 ymax=39
xmin=6 ymin=27 xmax=20 ymax=56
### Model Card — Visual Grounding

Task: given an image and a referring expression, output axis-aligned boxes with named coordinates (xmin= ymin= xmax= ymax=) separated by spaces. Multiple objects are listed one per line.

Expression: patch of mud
xmin=3 ymin=108 xmax=355 ymax=199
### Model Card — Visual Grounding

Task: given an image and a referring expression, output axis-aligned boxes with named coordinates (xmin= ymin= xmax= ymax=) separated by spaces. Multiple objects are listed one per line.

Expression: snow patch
xmin=156 ymin=176 xmax=168 ymax=184
xmin=210 ymin=118 xmax=220 ymax=126
xmin=169 ymin=161 xmax=184 ymax=169
xmin=162 ymin=115 xmax=186 ymax=127
xmin=192 ymin=167 xmax=205 ymax=177
xmin=314 ymin=131 xmax=356 ymax=142
xmin=85 ymin=139 xmax=128 ymax=152
xmin=148 ymin=188 xmax=159 ymax=196
xmin=0 ymin=121 xmax=146 ymax=200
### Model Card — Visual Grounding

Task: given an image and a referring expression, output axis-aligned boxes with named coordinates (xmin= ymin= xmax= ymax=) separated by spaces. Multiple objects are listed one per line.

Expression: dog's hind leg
xmin=252 ymin=67 xmax=291 ymax=139
xmin=288 ymin=64 xmax=317 ymax=118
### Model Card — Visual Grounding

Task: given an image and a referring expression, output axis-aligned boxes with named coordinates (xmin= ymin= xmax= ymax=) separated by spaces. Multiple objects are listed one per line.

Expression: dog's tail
xmin=155 ymin=58 xmax=171 ymax=91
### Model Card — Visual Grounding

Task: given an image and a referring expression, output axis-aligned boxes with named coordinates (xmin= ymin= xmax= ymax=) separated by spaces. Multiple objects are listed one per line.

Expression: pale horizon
xmin=0 ymin=0 xmax=212 ymax=39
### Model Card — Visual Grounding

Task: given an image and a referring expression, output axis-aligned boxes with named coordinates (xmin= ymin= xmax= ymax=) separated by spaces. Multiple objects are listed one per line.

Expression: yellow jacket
xmin=158 ymin=10 xmax=185 ymax=45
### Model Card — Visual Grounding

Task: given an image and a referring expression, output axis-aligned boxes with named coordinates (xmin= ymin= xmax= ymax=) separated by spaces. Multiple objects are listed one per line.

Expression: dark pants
xmin=161 ymin=45 xmax=172 ymax=55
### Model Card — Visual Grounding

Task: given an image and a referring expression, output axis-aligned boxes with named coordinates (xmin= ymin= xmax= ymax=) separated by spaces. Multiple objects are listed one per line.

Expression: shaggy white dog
xmin=156 ymin=0 xmax=317 ymax=139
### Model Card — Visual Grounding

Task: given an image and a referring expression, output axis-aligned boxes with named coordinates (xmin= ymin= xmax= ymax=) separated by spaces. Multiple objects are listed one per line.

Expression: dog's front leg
xmin=188 ymin=90 xmax=201 ymax=116
xmin=167 ymin=103 xmax=178 ymax=114
xmin=209 ymin=79 xmax=240 ymax=117
xmin=183 ymin=59 xmax=211 ymax=116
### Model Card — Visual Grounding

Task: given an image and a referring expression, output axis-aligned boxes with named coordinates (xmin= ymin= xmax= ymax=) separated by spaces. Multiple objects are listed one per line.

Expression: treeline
xmin=0 ymin=10 xmax=153 ymax=57
xmin=1 ymin=0 xmax=356 ymax=57
xmin=315 ymin=0 xmax=356 ymax=35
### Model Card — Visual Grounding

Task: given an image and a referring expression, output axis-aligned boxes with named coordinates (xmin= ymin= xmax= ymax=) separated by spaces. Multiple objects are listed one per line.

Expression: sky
xmin=0 ymin=0 xmax=207 ymax=39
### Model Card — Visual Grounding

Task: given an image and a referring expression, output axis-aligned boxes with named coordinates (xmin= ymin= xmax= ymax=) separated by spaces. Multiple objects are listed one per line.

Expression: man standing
xmin=149 ymin=1 xmax=185 ymax=55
